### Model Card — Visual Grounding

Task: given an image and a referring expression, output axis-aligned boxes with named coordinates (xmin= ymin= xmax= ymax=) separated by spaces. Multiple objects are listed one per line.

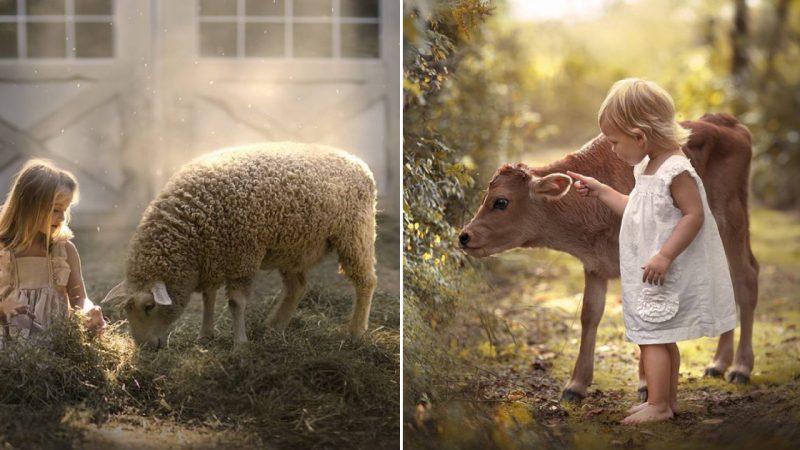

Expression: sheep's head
xmin=102 ymin=280 xmax=182 ymax=349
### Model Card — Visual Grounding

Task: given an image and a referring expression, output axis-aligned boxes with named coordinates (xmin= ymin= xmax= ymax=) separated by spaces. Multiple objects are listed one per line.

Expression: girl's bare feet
xmin=621 ymin=403 xmax=673 ymax=424
xmin=627 ymin=401 xmax=679 ymax=415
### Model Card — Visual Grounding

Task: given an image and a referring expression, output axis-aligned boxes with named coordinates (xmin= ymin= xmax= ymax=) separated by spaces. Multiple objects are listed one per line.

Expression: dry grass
xmin=0 ymin=216 xmax=400 ymax=449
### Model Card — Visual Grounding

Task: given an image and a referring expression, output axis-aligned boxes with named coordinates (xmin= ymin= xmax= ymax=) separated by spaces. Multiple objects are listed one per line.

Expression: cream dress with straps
xmin=619 ymin=155 xmax=737 ymax=345
xmin=0 ymin=241 xmax=71 ymax=342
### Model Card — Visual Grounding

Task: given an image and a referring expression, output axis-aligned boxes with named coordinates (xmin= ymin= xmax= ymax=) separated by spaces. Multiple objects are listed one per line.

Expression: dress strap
xmin=49 ymin=241 xmax=71 ymax=289
xmin=658 ymin=156 xmax=698 ymax=189
xmin=633 ymin=157 xmax=649 ymax=179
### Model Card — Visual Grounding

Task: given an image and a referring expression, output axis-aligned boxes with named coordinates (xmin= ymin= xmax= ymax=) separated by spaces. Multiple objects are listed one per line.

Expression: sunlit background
xmin=0 ymin=0 xmax=401 ymax=230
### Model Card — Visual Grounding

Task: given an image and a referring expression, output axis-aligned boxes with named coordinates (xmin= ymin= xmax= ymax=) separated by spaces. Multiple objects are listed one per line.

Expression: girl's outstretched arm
xmin=65 ymin=241 xmax=88 ymax=309
xmin=65 ymin=241 xmax=106 ymax=332
xmin=567 ymin=171 xmax=629 ymax=216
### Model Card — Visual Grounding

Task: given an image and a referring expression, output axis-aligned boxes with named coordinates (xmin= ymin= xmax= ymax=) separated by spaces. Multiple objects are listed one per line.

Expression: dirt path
xmin=406 ymin=206 xmax=800 ymax=449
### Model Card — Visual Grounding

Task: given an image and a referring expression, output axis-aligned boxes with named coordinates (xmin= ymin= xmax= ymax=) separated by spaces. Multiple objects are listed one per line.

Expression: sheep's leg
xmin=562 ymin=269 xmax=607 ymax=402
xmin=335 ymin=219 xmax=377 ymax=339
xmin=267 ymin=271 xmax=307 ymax=331
xmin=199 ymin=288 xmax=216 ymax=340
xmin=227 ymin=288 xmax=249 ymax=344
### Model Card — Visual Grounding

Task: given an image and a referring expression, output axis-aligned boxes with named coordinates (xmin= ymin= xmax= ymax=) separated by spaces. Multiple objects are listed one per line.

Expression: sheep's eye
xmin=493 ymin=198 xmax=509 ymax=210
xmin=144 ymin=303 xmax=155 ymax=314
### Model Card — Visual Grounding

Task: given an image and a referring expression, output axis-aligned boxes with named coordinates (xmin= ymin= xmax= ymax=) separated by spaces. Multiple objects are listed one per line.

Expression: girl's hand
xmin=84 ymin=306 xmax=106 ymax=333
xmin=1 ymin=297 xmax=28 ymax=323
xmin=566 ymin=171 xmax=606 ymax=198
xmin=642 ymin=253 xmax=672 ymax=285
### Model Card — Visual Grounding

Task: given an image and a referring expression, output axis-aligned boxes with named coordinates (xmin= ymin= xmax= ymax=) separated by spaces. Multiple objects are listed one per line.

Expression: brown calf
xmin=460 ymin=113 xmax=758 ymax=401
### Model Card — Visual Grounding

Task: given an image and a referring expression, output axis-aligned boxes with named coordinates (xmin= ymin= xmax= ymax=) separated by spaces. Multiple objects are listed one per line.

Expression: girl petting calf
xmin=570 ymin=79 xmax=737 ymax=424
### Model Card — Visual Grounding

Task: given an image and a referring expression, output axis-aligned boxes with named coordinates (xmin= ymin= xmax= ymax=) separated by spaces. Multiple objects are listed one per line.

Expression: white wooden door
xmin=154 ymin=0 xmax=399 ymax=211
xmin=0 ymin=0 xmax=400 ymax=227
xmin=0 ymin=0 xmax=154 ymax=227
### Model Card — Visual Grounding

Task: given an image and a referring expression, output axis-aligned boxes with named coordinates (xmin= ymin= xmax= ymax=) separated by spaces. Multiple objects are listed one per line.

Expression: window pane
xmin=341 ymin=23 xmax=378 ymax=58
xmin=198 ymin=0 xmax=236 ymax=16
xmin=75 ymin=22 xmax=112 ymax=57
xmin=293 ymin=0 xmax=330 ymax=17
xmin=199 ymin=22 xmax=236 ymax=57
xmin=340 ymin=0 xmax=378 ymax=18
xmin=245 ymin=23 xmax=283 ymax=57
xmin=245 ymin=0 xmax=283 ymax=16
xmin=0 ymin=23 xmax=17 ymax=57
xmin=26 ymin=0 xmax=65 ymax=15
xmin=75 ymin=0 xmax=112 ymax=15
xmin=0 ymin=0 xmax=17 ymax=15
xmin=27 ymin=22 xmax=66 ymax=57
xmin=293 ymin=23 xmax=331 ymax=57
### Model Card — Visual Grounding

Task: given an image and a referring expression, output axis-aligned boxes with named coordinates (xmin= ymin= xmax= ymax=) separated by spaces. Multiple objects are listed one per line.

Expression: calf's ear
xmin=530 ymin=173 xmax=572 ymax=200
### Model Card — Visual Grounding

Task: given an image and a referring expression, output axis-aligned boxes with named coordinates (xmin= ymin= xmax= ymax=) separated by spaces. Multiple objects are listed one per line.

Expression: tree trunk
xmin=730 ymin=0 xmax=749 ymax=114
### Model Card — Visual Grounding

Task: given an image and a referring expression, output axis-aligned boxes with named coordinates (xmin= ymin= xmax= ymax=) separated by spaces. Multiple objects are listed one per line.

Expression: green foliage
xmin=403 ymin=0 xmax=493 ymax=402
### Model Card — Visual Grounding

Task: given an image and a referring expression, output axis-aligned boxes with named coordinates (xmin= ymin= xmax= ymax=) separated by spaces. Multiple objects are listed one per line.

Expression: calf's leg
xmin=562 ymin=269 xmax=607 ymax=402
xmin=706 ymin=230 xmax=759 ymax=383
xmin=729 ymin=251 xmax=758 ymax=383
xmin=267 ymin=270 xmax=308 ymax=330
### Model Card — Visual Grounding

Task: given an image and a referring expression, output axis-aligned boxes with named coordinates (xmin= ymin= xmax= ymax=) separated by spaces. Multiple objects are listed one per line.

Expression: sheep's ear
xmin=101 ymin=281 xmax=129 ymax=305
xmin=151 ymin=281 xmax=172 ymax=306
xmin=530 ymin=173 xmax=572 ymax=200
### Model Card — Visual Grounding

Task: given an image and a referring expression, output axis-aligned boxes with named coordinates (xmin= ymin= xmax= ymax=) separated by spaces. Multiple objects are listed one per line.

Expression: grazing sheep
xmin=102 ymin=142 xmax=377 ymax=348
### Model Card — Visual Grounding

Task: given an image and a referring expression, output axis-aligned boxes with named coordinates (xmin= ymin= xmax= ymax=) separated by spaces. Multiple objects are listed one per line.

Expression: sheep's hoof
xmin=560 ymin=389 xmax=585 ymax=403
xmin=703 ymin=367 xmax=725 ymax=378
xmin=726 ymin=371 xmax=750 ymax=384
xmin=637 ymin=386 xmax=648 ymax=402
xmin=348 ymin=327 xmax=368 ymax=341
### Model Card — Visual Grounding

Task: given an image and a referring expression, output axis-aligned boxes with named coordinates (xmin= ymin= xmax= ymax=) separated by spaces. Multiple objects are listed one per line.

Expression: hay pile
xmin=0 ymin=286 xmax=400 ymax=448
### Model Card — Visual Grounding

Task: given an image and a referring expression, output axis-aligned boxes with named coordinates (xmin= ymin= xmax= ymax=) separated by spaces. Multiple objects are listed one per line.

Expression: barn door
xmin=153 ymin=0 xmax=398 ymax=202
xmin=0 ymin=0 xmax=154 ymax=227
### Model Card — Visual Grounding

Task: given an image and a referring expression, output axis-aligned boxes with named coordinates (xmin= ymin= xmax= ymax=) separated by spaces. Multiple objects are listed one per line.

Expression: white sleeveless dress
xmin=619 ymin=155 xmax=737 ymax=344
xmin=0 ymin=241 xmax=71 ymax=344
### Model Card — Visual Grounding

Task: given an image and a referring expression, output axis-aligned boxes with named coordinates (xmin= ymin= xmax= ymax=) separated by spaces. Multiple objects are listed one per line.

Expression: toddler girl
xmin=0 ymin=159 xmax=105 ymax=343
xmin=568 ymin=79 xmax=737 ymax=424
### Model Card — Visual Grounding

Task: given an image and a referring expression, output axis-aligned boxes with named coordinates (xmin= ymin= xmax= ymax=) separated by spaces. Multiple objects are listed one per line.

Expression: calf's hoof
xmin=560 ymin=389 xmax=585 ymax=403
xmin=637 ymin=386 xmax=648 ymax=402
xmin=703 ymin=367 xmax=725 ymax=378
xmin=726 ymin=371 xmax=750 ymax=384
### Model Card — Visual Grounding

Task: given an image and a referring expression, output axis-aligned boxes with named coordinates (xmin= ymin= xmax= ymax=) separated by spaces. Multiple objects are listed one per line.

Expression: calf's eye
xmin=493 ymin=198 xmax=509 ymax=210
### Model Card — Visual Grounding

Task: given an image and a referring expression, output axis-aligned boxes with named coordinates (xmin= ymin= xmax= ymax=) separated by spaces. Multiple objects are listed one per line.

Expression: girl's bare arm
xmin=641 ymin=172 xmax=704 ymax=284
xmin=65 ymin=241 xmax=88 ymax=309
xmin=567 ymin=171 xmax=629 ymax=216
xmin=660 ymin=172 xmax=705 ymax=260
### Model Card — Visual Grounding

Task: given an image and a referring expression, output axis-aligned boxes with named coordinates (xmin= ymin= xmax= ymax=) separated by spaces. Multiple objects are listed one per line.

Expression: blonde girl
xmin=569 ymin=79 xmax=736 ymax=424
xmin=0 ymin=159 xmax=104 ymax=340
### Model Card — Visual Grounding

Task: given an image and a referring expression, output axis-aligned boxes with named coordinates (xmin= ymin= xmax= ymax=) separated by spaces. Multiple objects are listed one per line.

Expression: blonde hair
xmin=598 ymin=78 xmax=691 ymax=150
xmin=0 ymin=159 xmax=79 ymax=251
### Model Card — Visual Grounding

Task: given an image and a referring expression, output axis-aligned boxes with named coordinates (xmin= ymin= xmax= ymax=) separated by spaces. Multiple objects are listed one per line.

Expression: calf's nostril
xmin=459 ymin=232 xmax=470 ymax=246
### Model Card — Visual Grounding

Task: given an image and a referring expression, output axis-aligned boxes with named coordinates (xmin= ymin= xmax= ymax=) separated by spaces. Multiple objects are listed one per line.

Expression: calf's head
xmin=102 ymin=280 xmax=183 ymax=349
xmin=459 ymin=164 xmax=572 ymax=257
